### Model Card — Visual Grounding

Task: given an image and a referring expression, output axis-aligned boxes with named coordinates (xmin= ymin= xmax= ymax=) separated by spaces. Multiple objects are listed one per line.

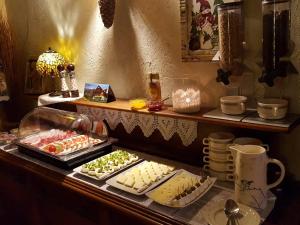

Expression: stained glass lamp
xmin=36 ymin=48 xmax=65 ymax=97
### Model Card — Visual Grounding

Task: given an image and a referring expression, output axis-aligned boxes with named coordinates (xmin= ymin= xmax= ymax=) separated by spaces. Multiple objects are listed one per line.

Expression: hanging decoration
xmin=98 ymin=0 xmax=116 ymax=28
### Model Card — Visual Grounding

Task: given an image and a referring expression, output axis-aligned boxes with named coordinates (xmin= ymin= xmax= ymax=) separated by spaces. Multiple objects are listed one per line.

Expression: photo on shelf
xmin=24 ymin=58 xmax=51 ymax=95
xmin=180 ymin=0 xmax=223 ymax=61
xmin=83 ymin=82 xmax=115 ymax=103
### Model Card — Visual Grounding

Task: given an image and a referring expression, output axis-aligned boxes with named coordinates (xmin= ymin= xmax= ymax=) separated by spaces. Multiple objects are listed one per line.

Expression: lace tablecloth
xmin=77 ymin=105 xmax=198 ymax=146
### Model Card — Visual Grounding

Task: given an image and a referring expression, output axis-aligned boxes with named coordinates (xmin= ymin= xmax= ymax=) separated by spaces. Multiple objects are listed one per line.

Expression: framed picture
xmin=180 ymin=0 xmax=223 ymax=62
xmin=24 ymin=59 xmax=50 ymax=94
xmin=84 ymin=83 xmax=115 ymax=103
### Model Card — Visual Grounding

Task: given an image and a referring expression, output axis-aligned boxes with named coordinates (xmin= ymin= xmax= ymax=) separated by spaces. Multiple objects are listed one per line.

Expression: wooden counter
xmin=0 ymin=148 xmax=195 ymax=225
xmin=1 ymin=147 xmax=300 ymax=225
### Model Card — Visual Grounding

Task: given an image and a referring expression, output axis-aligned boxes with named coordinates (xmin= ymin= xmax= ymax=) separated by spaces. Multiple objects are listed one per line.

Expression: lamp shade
xmin=36 ymin=48 xmax=65 ymax=77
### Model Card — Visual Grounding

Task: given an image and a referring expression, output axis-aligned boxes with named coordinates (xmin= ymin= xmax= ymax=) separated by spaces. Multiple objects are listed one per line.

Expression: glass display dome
xmin=16 ymin=107 xmax=109 ymax=164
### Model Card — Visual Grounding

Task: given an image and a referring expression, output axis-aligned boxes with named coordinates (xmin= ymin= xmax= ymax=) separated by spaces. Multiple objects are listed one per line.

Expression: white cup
xmin=203 ymin=165 xmax=234 ymax=181
xmin=203 ymin=147 xmax=233 ymax=162
xmin=203 ymin=158 xmax=234 ymax=172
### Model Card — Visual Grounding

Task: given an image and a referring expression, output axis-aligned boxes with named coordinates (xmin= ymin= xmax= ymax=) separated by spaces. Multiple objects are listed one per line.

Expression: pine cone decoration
xmin=98 ymin=0 xmax=115 ymax=28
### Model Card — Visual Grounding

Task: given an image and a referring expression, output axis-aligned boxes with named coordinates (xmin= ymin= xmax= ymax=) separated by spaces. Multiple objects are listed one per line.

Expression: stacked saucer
xmin=202 ymin=132 xmax=235 ymax=182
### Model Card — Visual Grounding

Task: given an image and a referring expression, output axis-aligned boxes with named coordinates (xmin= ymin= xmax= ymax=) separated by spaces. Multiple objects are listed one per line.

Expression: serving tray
xmin=146 ymin=169 xmax=216 ymax=208
xmin=17 ymin=138 xmax=116 ymax=169
xmin=106 ymin=161 xmax=176 ymax=195
xmin=73 ymin=152 xmax=143 ymax=181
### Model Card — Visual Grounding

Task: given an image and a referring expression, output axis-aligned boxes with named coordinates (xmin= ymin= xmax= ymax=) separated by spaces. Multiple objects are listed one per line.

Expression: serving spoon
xmin=224 ymin=199 xmax=240 ymax=225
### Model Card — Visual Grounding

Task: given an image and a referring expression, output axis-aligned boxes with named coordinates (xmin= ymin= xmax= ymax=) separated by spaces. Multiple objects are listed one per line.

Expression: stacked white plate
xmin=202 ymin=132 xmax=235 ymax=182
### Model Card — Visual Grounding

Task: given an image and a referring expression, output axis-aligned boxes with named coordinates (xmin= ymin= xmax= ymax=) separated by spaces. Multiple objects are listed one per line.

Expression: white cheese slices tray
xmin=106 ymin=160 xmax=176 ymax=195
xmin=146 ymin=169 xmax=216 ymax=208
xmin=73 ymin=150 xmax=141 ymax=181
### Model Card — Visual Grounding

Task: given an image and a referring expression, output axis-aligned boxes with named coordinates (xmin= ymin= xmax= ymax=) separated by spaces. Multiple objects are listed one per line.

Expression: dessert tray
xmin=146 ymin=170 xmax=216 ymax=208
xmin=73 ymin=150 xmax=141 ymax=181
xmin=106 ymin=160 xmax=176 ymax=195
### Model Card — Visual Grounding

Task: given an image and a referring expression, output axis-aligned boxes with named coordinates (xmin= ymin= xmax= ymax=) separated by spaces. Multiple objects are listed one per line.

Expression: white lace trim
xmin=77 ymin=105 xmax=198 ymax=146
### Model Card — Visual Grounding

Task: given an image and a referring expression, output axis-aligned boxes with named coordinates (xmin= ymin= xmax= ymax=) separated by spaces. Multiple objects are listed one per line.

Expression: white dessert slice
xmin=152 ymin=164 xmax=164 ymax=178
xmin=124 ymin=176 xmax=135 ymax=187
xmin=133 ymin=180 xmax=146 ymax=192
xmin=148 ymin=170 xmax=158 ymax=183
xmin=160 ymin=165 xmax=171 ymax=175
xmin=142 ymin=174 xmax=152 ymax=186
xmin=116 ymin=174 xmax=127 ymax=185
xmin=88 ymin=170 xmax=96 ymax=176
xmin=81 ymin=166 xmax=89 ymax=173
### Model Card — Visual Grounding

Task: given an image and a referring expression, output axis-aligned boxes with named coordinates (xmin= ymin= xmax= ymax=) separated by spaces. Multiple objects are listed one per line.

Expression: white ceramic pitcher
xmin=229 ymin=145 xmax=285 ymax=210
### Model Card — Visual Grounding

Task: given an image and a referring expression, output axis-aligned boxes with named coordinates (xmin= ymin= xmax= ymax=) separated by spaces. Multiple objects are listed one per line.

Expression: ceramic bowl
xmin=257 ymin=98 xmax=288 ymax=120
xmin=203 ymin=165 xmax=234 ymax=181
xmin=220 ymin=96 xmax=247 ymax=115
xmin=203 ymin=132 xmax=234 ymax=145
xmin=203 ymin=147 xmax=233 ymax=162
xmin=203 ymin=159 xmax=234 ymax=172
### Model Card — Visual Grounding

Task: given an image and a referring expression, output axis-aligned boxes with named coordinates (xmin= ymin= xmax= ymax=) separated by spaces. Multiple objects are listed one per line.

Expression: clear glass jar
xmin=166 ymin=77 xmax=201 ymax=114
xmin=217 ymin=1 xmax=244 ymax=76
xmin=262 ymin=0 xmax=290 ymax=74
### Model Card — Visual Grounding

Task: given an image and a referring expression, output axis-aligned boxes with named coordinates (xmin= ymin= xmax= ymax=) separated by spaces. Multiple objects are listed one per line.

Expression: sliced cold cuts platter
xmin=16 ymin=129 xmax=113 ymax=169
xmin=17 ymin=129 xmax=104 ymax=157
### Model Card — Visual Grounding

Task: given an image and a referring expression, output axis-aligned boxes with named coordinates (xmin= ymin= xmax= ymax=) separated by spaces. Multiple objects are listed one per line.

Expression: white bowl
xmin=203 ymin=147 xmax=233 ymax=162
xmin=203 ymin=132 xmax=234 ymax=144
xmin=203 ymin=159 xmax=234 ymax=172
xmin=220 ymin=96 xmax=247 ymax=115
xmin=257 ymin=98 xmax=288 ymax=120
xmin=203 ymin=165 xmax=234 ymax=181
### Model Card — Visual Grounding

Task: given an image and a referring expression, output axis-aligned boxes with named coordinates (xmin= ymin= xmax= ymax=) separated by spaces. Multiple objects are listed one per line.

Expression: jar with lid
xmin=262 ymin=0 xmax=290 ymax=79
xmin=217 ymin=1 xmax=244 ymax=84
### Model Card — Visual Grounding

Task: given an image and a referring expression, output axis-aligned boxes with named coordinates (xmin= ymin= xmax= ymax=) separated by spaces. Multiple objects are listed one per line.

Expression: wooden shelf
xmin=66 ymin=99 xmax=299 ymax=133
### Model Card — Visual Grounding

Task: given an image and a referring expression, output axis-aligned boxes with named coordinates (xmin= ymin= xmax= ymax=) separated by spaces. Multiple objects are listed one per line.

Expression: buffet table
xmin=0 ymin=145 xmax=277 ymax=225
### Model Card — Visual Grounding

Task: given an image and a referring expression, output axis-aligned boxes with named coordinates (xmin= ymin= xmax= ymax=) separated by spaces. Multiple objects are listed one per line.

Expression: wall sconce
xmin=98 ymin=0 xmax=115 ymax=28
xmin=36 ymin=48 xmax=65 ymax=97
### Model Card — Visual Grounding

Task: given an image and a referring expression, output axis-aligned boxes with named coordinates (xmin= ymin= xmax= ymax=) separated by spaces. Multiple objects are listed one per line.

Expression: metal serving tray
xmin=16 ymin=138 xmax=116 ymax=169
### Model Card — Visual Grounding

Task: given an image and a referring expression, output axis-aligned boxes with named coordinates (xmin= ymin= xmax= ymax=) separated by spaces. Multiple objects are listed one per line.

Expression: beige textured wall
xmin=3 ymin=0 xmax=300 ymax=179
xmin=5 ymin=0 xmax=229 ymax=107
